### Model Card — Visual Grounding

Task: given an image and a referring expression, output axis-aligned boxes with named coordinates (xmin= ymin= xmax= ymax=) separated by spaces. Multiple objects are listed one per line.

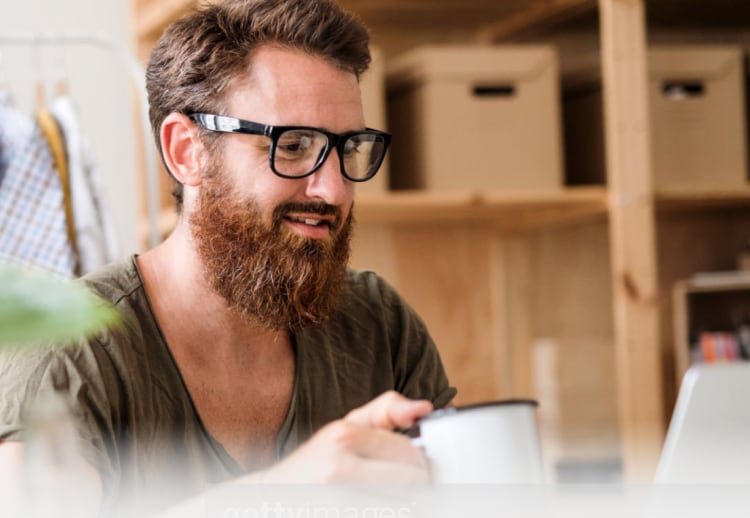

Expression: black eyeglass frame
xmin=188 ymin=113 xmax=391 ymax=182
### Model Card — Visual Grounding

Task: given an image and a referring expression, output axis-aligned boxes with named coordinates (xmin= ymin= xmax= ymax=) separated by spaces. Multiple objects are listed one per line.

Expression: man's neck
xmin=137 ymin=222 xmax=297 ymax=471
xmin=136 ymin=222 xmax=291 ymax=368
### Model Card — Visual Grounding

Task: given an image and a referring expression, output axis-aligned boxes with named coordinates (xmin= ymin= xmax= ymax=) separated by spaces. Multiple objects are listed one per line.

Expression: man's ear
xmin=160 ymin=112 xmax=205 ymax=187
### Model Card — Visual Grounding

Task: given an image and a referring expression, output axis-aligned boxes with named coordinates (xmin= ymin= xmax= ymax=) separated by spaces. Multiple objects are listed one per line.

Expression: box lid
xmin=563 ymin=45 xmax=742 ymax=90
xmin=386 ymin=44 xmax=556 ymax=90
xmin=649 ymin=46 xmax=742 ymax=81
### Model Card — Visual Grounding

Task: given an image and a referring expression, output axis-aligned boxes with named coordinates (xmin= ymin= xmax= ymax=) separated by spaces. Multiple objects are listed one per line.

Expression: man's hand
xmin=254 ymin=391 xmax=433 ymax=484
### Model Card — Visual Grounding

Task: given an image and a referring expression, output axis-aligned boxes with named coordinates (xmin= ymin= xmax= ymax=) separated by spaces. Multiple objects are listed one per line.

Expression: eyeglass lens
xmin=273 ymin=129 xmax=386 ymax=180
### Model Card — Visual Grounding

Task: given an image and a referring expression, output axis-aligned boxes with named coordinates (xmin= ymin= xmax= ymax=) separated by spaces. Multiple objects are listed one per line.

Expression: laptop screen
xmin=654 ymin=363 xmax=750 ymax=483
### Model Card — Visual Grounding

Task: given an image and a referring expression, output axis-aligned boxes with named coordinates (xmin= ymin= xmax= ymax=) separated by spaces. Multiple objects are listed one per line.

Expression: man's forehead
xmin=224 ymin=47 xmax=365 ymax=128
xmin=240 ymin=45 xmax=358 ymax=86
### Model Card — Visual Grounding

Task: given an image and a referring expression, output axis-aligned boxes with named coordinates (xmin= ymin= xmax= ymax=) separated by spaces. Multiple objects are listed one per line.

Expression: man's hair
xmin=145 ymin=0 xmax=371 ymax=207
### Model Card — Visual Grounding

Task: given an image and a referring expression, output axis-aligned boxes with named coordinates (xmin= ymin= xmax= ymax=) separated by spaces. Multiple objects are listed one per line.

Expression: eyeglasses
xmin=188 ymin=113 xmax=391 ymax=182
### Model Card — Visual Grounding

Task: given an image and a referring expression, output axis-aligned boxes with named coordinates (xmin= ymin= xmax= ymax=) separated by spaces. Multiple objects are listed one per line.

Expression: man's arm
xmin=161 ymin=392 xmax=434 ymax=517
xmin=3 ymin=392 xmax=432 ymax=517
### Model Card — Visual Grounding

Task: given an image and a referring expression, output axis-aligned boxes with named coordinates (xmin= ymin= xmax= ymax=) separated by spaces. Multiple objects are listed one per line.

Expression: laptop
xmin=654 ymin=362 xmax=750 ymax=483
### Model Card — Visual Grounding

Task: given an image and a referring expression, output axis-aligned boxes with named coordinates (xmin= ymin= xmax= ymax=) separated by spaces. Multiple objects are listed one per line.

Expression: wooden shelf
xmin=478 ymin=0 xmax=597 ymax=42
xmin=680 ymin=271 xmax=750 ymax=292
xmin=132 ymin=0 xmax=750 ymax=58
xmin=356 ymin=186 xmax=607 ymax=230
xmin=134 ymin=0 xmax=600 ymax=49
xmin=146 ymin=186 xmax=750 ymax=239
xmin=673 ymin=274 xmax=750 ymax=388
xmin=144 ymin=186 xmax=609 ymax=241
xmin=339 ymin=0 xmax=588 ymax=32
xmin=656 ymin=188 xmax=750 ymax=212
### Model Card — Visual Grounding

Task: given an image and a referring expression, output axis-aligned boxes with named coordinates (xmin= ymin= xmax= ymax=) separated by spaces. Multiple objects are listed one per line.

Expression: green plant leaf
xmin=0 ymin=262 xmax=120 ymax=347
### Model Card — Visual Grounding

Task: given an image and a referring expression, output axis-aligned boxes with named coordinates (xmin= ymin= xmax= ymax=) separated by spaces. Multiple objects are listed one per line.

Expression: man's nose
xmin=303 ymin=148 xmax=352 ymax=205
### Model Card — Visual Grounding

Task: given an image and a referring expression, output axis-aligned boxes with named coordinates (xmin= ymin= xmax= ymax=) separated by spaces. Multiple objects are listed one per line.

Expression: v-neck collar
xmin=131 ymin=254 xmax=302 ymax=477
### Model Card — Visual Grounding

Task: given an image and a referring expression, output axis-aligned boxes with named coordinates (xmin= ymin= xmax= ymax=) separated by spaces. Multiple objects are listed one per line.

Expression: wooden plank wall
xmin=351 ymin=217 xmax=621 ymax=467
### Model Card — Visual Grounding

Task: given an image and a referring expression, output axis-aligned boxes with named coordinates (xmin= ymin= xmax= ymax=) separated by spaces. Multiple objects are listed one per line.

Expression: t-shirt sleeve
xmin=373 ymin=274 xmax=458 ymax=408
xmin=0 ymin=339 xmax=121 ymax=491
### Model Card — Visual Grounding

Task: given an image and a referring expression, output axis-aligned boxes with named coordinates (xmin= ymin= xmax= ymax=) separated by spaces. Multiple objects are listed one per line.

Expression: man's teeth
xmin=288 ymin=216 xmax=324 ymax=226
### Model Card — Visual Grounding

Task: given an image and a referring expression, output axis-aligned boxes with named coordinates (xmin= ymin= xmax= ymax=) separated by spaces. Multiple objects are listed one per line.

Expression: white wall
xmin=0 ymin=0 xmax=143 ymax=255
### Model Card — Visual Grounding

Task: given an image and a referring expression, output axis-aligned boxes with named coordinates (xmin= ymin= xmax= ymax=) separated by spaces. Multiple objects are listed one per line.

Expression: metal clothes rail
xmin=0 ymin=33 xmax=161 ymax=247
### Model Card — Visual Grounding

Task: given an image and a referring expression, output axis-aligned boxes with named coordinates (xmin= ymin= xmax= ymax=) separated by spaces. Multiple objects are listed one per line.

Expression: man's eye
xmin=344 ymin=138 xmax=362 ymax=156
xmin=278 ymin=133 xmax=314 ymax=155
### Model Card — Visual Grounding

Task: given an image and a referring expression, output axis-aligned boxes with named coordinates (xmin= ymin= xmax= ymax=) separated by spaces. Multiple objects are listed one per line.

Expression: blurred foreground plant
xmin=0 ymin=262 xmax=115 ymax=517
xmin=0 ymin=262 xmax=120 ymax=346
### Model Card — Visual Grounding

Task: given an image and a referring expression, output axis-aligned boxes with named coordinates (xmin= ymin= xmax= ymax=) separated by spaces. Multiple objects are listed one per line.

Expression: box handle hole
xmin=662 ymin=81 xmax=705 ymax=100
xmin=473 ymin=85 xmax=516 ymax=97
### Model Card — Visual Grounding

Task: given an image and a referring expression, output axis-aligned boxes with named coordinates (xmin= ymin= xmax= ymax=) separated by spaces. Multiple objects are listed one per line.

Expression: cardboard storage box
xmin=358 ymin=46 xmax=389 ymax=193
xmin=564 ymin=45 xmax=749 ymax=190
xmin=386 ymin=45 xmax=563 ymax=192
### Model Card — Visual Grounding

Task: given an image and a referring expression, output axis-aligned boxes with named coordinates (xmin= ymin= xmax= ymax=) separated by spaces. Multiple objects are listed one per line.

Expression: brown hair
xmin=145 ymin=0 xmax=371 ymax=207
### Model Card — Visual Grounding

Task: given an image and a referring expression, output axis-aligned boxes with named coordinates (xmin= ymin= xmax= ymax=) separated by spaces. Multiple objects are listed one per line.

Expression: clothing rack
xmin=0 ymin=33 xmax=161 ymax=247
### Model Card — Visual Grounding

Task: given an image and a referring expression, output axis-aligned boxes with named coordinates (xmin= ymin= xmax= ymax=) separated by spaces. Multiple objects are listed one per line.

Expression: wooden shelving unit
xmin=357 ymin=187 xmax=607 ymax=226
xmin=141 ymin=186 xmax=609 ymax=240
xmin=131 ymin=0 xmax=750 ymax=483
xmin=656 ymin=189 xmax=750 ymax=213
xmin=673 ymin=273 xmax=750 ymax=390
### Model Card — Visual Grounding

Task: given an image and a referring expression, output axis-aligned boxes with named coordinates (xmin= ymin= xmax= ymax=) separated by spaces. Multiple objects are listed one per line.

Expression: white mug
xmin=414 ymin=400 xmax=544 ymax=484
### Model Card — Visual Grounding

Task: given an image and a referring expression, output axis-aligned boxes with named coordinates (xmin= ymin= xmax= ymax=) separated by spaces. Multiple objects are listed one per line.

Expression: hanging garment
xmin=0 ymin=90 xmax=19 ymax=193
xmin=37 ymin=109 xmax=77 ymax=259
xmin=0 ymin=96 xmax=6 ymax=190
xmin=0 ymin=90 xmax=76 ymax=278
xmin=50 ymin=96 xmax=119 ymax=275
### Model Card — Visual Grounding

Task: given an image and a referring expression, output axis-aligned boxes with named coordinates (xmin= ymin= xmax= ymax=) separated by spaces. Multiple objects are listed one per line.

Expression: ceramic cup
xmin=414 ymin=400 xmax=544 ymax=484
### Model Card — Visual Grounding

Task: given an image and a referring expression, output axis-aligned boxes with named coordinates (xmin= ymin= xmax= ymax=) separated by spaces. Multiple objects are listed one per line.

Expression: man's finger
xmin=323 ymin=422 xmax=428 ymax=468
xmin=344 ymin=391 xmax=434 ymax=430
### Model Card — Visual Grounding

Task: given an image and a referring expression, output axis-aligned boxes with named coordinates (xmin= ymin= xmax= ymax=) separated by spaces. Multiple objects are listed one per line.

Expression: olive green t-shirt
xmin=0 ymin=256 xmax=456 ymax=513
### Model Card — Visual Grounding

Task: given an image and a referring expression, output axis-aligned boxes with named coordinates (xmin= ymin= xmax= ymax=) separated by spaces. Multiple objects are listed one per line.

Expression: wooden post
xmin=598 ymin=0 xmax=665 ymax=481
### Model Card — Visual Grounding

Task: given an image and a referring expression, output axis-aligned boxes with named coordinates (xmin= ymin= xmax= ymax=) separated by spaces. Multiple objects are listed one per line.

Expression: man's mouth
xmin=275 ymin=202 xmax=342 ymax=239
xmin=286 ymin=215 xmax=330 ymax=228
xmin=282 ymin=213 xmax=338 ymax=239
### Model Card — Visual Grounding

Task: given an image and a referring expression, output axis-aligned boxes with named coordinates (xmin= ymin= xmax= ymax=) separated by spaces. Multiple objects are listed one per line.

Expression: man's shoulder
xmin=77 ymin=255 xmax=158 ymax=359
xmin=330 ymin=268 xmax=418 ymax=329
xmin=80 ymin=255 xmax=143 ymax=306
xmin=343 ymin=268 xmax=398 ymax=303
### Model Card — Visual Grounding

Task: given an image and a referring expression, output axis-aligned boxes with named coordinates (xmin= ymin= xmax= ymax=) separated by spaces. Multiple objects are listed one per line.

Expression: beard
xmin=189 ymin=172 xmax=353 ymax=331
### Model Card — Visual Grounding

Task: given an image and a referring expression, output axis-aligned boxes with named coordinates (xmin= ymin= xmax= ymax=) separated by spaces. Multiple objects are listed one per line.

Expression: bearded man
xmin=0 ymin=0 xmax=455 ymax=515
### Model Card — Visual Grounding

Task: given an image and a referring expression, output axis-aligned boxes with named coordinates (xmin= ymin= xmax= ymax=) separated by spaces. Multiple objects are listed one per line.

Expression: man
xmin=0 ymin=0 xmax=455 ymax=514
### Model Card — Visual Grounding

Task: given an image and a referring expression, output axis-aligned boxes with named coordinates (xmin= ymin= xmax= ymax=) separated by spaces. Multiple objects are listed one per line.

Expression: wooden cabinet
xmin=673 ymin=273 xmax=750 ymax=387
xmin=131 ymin=0 xmax=750 ymax=482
